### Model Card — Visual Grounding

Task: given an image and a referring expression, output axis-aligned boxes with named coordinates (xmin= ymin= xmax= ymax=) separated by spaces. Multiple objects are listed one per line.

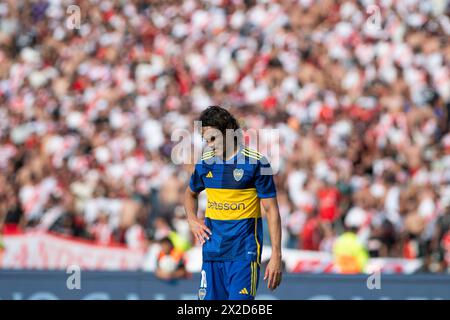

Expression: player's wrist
xmin=271 ymin=250 xmax=282 ymax=260
xmin=186 ymin=213 xmax=199 ymax=222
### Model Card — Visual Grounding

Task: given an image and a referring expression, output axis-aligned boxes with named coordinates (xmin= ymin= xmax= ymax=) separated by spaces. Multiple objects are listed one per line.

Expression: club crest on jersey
xmin=233 ymin=169 xmax=244 ymax=181
xmin=198 ymin=288 xmax=206 ymax=300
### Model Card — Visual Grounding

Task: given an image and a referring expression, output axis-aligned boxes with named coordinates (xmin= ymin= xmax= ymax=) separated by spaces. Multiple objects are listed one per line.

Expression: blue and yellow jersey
xmin=189 ymin=147 xmax=277 ymax=263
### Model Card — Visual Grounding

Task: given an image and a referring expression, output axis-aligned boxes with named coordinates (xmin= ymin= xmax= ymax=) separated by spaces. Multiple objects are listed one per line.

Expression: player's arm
xmin=254 ymin=155 xmax=282 ymax=290
xmin=184 ymin=187 xmax=211 ymax=245
xmin=185 ymin=163 xmax=212 ymax=245
xmin=261 ymin=197 xmax=282 ymax=291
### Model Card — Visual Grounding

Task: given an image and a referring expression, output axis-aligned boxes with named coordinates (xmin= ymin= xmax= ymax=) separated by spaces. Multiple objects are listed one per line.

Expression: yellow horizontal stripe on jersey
xmin=205 ymin=188 xmax=261 ymax=220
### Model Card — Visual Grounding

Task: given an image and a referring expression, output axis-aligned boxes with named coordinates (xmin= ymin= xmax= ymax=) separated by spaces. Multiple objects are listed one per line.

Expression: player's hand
xmin=264 ymin=256 xmax=282 ymax=291
xmin=187 ymin=216 xmax=212 ymax=245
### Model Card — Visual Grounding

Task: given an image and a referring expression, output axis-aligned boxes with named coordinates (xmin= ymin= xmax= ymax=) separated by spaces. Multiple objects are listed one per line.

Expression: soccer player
xmin=184 ymin=106 xmax=282 ymax=300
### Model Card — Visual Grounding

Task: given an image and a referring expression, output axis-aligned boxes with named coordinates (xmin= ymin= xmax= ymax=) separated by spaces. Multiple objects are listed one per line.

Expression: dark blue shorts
xmin=198 ymin=260 xmax=260 ymax=300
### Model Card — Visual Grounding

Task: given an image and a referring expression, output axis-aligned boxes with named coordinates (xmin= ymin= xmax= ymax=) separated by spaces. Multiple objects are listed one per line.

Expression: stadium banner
xmin=1 ymin=232 xmax=422 ymax=274
xmin=1 ymin=232 xmax=143 ymax=270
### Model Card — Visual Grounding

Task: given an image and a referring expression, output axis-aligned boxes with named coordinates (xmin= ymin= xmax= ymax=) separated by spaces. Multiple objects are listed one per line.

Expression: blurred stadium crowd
xmin=0 ymin=0 xmax=449 ymax=272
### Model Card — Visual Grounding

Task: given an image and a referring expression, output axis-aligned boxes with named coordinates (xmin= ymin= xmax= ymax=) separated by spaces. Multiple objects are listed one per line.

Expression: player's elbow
xmin=185 ymin=187 xmax=199 ymax=199
xmin=261 ymin=197 xmax=278 ymax=214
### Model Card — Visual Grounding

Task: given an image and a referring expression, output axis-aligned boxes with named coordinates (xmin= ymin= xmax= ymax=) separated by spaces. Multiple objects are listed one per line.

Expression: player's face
xmin=202 ymin=126 xmax=224 ymax=157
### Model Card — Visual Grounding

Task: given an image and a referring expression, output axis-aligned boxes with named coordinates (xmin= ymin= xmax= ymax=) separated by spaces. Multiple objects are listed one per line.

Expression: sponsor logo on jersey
xmin=207 ymin=201 xmax=246 ymax=211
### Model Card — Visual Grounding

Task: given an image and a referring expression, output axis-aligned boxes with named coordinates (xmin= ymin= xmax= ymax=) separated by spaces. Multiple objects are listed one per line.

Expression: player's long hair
xmin=199 ymin=106 xmax=243 ymax=147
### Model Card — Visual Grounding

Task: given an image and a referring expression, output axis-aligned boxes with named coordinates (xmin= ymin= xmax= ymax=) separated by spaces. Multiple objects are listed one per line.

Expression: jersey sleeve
xmin=254 ymin=156 xmax=277 ymax=198
xmin=189 ymin=164 xmax=205 ymax=193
